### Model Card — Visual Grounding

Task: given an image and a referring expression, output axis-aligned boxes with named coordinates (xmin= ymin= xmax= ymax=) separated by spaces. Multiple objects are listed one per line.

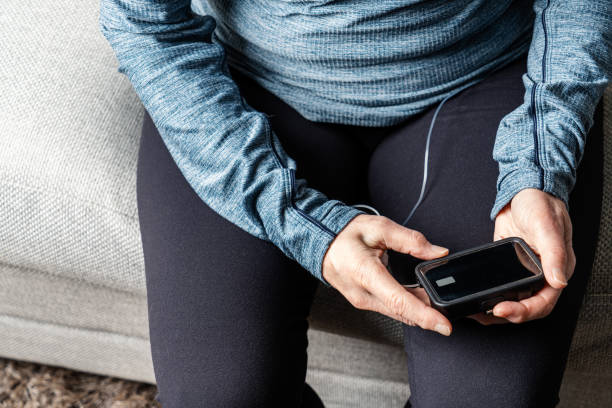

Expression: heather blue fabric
xmin=99 ymin=0 xmax=611 ymax=284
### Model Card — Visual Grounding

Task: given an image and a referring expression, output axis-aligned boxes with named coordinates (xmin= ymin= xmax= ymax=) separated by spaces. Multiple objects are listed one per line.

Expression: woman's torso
xmin=192 ymin=0 xmax=534 ymax=126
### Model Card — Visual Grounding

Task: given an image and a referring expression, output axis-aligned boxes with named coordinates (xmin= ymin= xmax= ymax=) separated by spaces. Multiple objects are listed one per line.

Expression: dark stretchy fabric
xmin=136 ymin=54 xmax=604 ymax=408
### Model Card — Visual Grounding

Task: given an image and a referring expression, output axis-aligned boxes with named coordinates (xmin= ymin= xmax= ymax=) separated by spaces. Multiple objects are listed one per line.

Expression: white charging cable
xmin=349 ymin=93 xmax=446 ymax=270
xmin=350 ymin=203 xmax=380 ymax=216
xmin=351 ymin=78 xmax=484 ymax=228
xmin=400 ymin=78 xmax=484 ymax=226
xmin=350 ymin=76 xmax=485 ymax=281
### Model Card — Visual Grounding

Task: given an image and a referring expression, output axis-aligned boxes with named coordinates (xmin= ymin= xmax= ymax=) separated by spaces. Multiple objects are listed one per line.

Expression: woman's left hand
xmin=469 ymin=188 xmax=575 ymax=325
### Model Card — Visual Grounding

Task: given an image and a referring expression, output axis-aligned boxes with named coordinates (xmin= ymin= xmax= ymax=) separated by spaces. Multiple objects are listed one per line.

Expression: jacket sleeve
xmin=490 ymin=0 xmax=611 ymax=221
xmin=99 ymin=0 xmax=364 ymax=284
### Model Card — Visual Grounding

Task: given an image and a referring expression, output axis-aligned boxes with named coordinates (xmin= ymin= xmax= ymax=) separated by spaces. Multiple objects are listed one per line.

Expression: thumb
xmin=378 ymin=218 xmax=449 ymax=260
xmin=534 ymin=230 xmax=568 ymax=289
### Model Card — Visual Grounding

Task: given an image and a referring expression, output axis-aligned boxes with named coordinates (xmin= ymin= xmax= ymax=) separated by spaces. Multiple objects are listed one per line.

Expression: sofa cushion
xmin=1 ymin=2 xmax=145 ymax=293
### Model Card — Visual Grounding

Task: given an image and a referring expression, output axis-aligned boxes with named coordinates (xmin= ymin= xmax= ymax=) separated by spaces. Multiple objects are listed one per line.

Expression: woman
xmin=100 ymin=1 xmax=610 ymax=407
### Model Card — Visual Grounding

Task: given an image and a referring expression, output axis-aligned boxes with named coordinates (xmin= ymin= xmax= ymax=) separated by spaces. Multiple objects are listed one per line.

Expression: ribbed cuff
xmin=490 ymin=167 xmax=571 ymax=221
xmin=305 ymin=204 xmax=365 ymax=286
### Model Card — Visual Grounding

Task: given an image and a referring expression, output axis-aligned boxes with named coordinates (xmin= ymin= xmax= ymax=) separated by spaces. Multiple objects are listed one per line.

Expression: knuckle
xmin=349 ymin=293 xmax=369 ymax=310
xmin=375 ymin=216 xmax=392 ymax=230
xmin=508 ymin=309 xmax=526 ymax=323
xmin=387 ymin=292 xmax=409 ymax=316
xmin=549 ymin=245 xmax=567 ymax=262
xmin=368 ymin=218 xmax=391 ymax=245
xmin=396 ymin=311 xmax=418 ymax=327
xmin=408 ymin=229 xmax=427 ymax=246
xmin=521 ymin=303 xmax=533 ymax=319
xmin=550 ymin=243 xmax=565 ymax=254
xmin=553 ymin=203 xmax=567 ymax=218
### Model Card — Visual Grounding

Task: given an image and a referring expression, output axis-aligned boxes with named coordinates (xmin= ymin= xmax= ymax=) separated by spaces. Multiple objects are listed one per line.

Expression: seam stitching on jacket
xmin=262 ymin=118 xmax=335 ymax=238
xmin=289 ymin=169 xmax=335 ymax=238
xmin=536 ymin=0 xmax=551 ymax=190
xmin=283 ymin=171 xmax=331 ymax=241
xmin=263 ymin=117 xmax=285 ymax=169
xmin=531 ymin=84 xmax=543 ymax=189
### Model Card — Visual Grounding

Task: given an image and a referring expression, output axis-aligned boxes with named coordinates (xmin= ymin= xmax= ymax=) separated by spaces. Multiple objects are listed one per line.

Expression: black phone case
xmin=415 ymin=237 xmax=545 ymax=320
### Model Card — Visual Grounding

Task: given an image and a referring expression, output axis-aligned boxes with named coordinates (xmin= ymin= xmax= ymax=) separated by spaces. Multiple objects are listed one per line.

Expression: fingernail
xmin=552 ymin=268 xmax=567 ymax=286
xmin=435 ymin=324 xmax=451 ymax=336
xmin=432 ymin=245 xmax=448 ymax=255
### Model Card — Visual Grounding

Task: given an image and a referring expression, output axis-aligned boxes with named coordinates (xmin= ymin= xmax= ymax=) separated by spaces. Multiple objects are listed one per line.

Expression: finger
xmin=408 ymin=287 xmax=432 ymax=306
xmin=516 ymin=285 xmax=561 ymax=320
xmin=467 ymin=313 xmax=510 ymax=326
xmin=562 ymin=216 xmax=577 ymax=281
xmin=492 ymin=286 xmax=561 ymax=323
xmin=345 ymin=273 xmax=425 ymax=328
xmin=565 ymin=245 xmax=576 ymax=281
xmin=370 ymin=291 xmax=445 ymax=330
xmin=533 ymin=220 xmax=569 ymax=289
xmin=364 ymin=258 xmax=452 ymax=336
xmin=491 ymin=300 xmax=528 ymax=323
xmin=370 ymin=295 xmax=421 ymax=327
xmin=376 ymin=218 xmax=449 ymax=260
xmin=343 ymin=286 xmax=376 ymax=312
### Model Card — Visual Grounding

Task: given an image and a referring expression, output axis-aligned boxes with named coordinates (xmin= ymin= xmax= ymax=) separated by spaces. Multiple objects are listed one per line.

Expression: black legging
xmin=136 ymin=54 xmax=604 ymax=408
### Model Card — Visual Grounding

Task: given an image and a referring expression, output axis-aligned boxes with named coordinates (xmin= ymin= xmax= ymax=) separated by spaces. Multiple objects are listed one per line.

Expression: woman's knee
xmin=150 ymin=313 xmax=312 ymax=407
xmin=404 ymin=319 xmax=568 ymax=408
xmin=155 ymin=360 xmax=307 ymax=407
xmin=409 ymin=380 xmax=559 ymax=408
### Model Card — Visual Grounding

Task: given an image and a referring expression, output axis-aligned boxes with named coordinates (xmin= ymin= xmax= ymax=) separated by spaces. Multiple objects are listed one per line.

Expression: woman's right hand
xmin=322 ymin=214 xmax=453 ymax=336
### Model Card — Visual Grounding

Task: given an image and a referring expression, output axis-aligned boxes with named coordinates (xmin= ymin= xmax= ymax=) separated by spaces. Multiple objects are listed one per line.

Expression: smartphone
xmin=414 ymin=237 xmax=545 ymax=320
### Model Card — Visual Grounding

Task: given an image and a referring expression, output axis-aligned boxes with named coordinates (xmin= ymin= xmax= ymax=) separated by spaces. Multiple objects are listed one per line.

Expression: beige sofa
xmin=1 ymin=2 xmax=610 ymax=407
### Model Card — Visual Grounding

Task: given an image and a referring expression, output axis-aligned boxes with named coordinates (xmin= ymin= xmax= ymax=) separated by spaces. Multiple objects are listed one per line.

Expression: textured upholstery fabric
xmin=305 ymin=331 xmax=410 ymax=408
xmin=0 ymin=264 xmax=149 ymax=340
xmin=565 ymin=88 xmax=612 ymax=374
xmin=0 ymin=314 xmax=154 ymax=384
xmin=0 ymin=1 xmax=609 ymax=407
xmin=1 ymin=1 xmax=145 ymax=294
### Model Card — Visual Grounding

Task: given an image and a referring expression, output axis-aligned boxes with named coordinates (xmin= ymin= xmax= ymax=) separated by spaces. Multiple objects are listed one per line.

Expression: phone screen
xmin=422 ymin=241 xmax=541 ymax=302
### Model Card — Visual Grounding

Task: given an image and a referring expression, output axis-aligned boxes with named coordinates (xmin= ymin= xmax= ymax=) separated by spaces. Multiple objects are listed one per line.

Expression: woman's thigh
xmin=136 ymin=66 xmax=380 ymax=407
xmin=138 ymin=111 xmax=317 ymax=407
xmin=368 ymin=54 xmax=604 ymax=408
